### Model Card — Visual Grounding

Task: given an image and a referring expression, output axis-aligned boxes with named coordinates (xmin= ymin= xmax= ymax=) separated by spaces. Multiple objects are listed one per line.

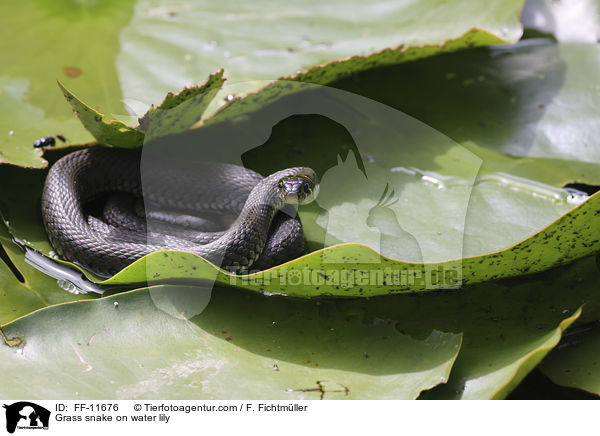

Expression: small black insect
xmin=56 ymin=134 xmax=66 ymax=142
xmin=33 ymin=136 xmax=56 ymax=148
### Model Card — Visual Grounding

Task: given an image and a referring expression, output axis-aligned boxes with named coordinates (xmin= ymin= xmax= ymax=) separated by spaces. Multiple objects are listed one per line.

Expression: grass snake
xmin=41 ymin=147 xmax=318 ymax=276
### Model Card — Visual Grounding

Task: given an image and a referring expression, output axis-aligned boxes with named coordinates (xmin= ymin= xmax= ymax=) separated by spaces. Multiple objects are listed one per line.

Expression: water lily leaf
xmin=0 ymin=285 xmax=461 ymax=399
xmin=59 ymin=69 xmax=226 ymax=147
xmin=422 ymin=311 xmax=581 ymax=399
xmin=194 ymin=29 xmax=515 ymax=125
xmin=414 ymin=255 xmax=600 ymax=399
xmin=538 ymin=302 xmax=600 ymax=396
xmin=0 ymin=0 xmax=138 ymax=168
xmin=97 ymin=187 xmax=598 ymax=298
xmin=57 ymin=81 xmax=144 ymax=148
xmin=324 ymin=40 xmax=600 ymax=167
xmin=0 ymin=0 xmax=526 ymax=168
xmin=2 ymin=255 xmax=597 ymax=400
xmin=139 ymin=69 xmax=225 ymax=141
xmin=117 ymin=0 xmax=525 ymax=112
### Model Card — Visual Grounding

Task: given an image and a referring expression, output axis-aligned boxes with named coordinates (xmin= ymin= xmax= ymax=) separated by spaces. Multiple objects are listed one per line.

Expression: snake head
xmin=279 ymin=169 xmax=319 ymax=205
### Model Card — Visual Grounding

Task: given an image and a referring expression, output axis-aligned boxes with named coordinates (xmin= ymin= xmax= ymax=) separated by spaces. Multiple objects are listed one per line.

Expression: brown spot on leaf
xmin=63 ymin=66 xmax=83 ymax=78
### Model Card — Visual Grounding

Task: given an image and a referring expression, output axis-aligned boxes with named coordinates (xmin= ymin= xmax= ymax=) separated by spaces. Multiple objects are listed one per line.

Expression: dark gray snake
xmin=41 ymin=147 xmax=318 ymax=276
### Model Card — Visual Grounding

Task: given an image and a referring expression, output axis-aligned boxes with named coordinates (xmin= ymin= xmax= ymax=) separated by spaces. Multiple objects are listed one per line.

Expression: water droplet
xmin=94 ymin=116 xmax=102 ymax=122
xmin=224 ymin=94 xmax=235 ymax=102
xmin=421 ymin=175 xmax=445 ymax=189
xmin=57 ymin=279 xmax=79 ymax=294
xmin=566 ymin=191 xmax=589 ymax=205
xmin=8 ymin=130 xmax=14 ymax=136
xmin=114 ymin=301 xmax=119 ymax=309
xmin=563 ymin=187 xmax=590 ymax=204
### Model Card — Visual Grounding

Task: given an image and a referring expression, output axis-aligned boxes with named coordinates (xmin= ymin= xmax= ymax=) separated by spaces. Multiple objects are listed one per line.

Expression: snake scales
xmin=41 ymin=147 xmax=318 ymax=276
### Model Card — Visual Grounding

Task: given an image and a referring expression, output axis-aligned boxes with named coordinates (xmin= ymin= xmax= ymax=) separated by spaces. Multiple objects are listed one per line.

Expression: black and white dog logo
xmin=3 ymin=402 xmax=50 ymax=433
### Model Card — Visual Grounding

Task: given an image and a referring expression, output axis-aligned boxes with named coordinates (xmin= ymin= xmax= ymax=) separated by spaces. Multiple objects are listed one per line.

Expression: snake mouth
xmin=279 ymin=173 xmax=319 ymax=205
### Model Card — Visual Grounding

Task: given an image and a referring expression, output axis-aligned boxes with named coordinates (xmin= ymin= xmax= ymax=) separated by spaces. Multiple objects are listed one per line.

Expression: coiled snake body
xmin=41 ymin=148 xmax=318 ymax=276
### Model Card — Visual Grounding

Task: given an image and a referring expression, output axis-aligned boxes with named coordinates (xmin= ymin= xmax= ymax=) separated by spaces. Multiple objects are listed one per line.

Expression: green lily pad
xmin=324 ymin=40 xmax=600 ymax=167
xmin=142 ymin=69 xmax=225 ymax=141
xmin=2 ymin=254 xmax=598 ymax=400
xmin=539 ymin=330 xmax=600 ymax=396
xmin=57 ymin=81 xmax=144 ymax=148
xmin=0 ymin=0 xmax=138 ymax=168
xmin=116 ymin=0 xmax=525 ymax=112
xmin=0 ymin=0 xmax=526 ymax=168
xmin=58 ymin=69 xmax=226 ymax=147
xmin=412 ymin=255 xmax=600 ymax=399
xmin=538 ymin=302 xmax=600 ymax=396
xmin=101 ymin=189 xmax=598 ymax=298
xmin=0 ymin=285 xmax=461 ymax=399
